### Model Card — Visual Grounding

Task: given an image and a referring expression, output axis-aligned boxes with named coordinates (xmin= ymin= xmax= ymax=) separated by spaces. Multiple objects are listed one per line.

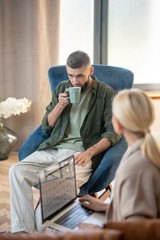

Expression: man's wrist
xmin=86 ymin=147 xmax=95 ymax=158
xmin=47 ymin=102 xmax=66 ymax=126
xmin=57 ymin=101 xmax=67 ymax=109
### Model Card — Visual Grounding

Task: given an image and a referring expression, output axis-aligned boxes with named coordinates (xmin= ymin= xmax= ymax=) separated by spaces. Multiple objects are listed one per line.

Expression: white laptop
xmin=39 ymin=155 xmax=105 ymax=232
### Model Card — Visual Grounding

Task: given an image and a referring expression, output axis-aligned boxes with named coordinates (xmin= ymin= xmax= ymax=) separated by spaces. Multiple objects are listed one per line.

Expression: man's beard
xmin=81 ymin=78 xmax=90 ymax=92
xmin=71 ymin=76 xmax=90 ymax=92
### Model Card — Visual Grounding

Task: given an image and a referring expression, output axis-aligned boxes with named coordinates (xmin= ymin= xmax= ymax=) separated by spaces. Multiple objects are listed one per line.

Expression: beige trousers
xmin=9 ymin=148 xmax=92 ymax=233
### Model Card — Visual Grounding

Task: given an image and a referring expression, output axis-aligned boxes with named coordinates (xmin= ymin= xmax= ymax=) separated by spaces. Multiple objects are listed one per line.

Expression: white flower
xmin=0 ymin=97 xmax=32 ymax=119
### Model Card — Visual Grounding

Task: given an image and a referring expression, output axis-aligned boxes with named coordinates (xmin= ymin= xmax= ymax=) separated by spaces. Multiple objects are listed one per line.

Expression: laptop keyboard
xmin=55 ymin=203 xmax=94 ymax=229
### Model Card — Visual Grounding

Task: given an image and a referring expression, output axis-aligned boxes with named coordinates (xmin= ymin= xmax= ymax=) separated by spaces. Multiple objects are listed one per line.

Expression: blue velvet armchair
xmin=19 ymin=65 xmax=134 ymax=195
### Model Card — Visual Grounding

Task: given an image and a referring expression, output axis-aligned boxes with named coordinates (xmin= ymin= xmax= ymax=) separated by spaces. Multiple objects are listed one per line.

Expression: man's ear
xmin=90 ymin=66 xmax=94 ymax=76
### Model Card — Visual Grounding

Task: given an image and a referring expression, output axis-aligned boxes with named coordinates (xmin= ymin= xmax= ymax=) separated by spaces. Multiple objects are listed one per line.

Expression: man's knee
xmin=9 ymin=162 xmax=23 ymax=181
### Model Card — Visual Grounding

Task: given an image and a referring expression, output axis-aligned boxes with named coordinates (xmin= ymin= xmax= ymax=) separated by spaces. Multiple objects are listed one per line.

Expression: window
xmin=59 ymin=0 xmax=94 ymax=64
xmin=108 ymin=0 xmax=160 ymax=89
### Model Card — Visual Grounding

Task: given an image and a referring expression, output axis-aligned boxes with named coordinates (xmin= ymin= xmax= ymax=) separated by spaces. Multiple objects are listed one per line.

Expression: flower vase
xmin=0 ymin=120 xmax=18 ymax=160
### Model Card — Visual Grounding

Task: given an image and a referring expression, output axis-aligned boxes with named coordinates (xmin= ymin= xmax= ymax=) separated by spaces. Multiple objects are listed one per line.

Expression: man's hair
xmin=66 ymin=50 xmax=90 ymax=69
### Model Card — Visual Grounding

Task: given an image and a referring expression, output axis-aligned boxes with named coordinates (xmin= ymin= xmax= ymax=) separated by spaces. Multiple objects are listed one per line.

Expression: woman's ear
xmin=112 ymin=115 xmax=124 ymax=135
xmin=116 ymin=119 xmax=124 ymax=135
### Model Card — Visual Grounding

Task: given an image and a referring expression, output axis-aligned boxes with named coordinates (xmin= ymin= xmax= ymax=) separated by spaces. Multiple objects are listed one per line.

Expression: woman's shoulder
xmin=117 ymin=148 xmax=160 ymax=179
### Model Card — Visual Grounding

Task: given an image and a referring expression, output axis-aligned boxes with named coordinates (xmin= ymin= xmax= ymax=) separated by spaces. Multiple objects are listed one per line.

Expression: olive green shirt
xmin=38 ymin=76 xmax=120 ymax=170
xmin=55 ymin=87 xmax=92 ymax=152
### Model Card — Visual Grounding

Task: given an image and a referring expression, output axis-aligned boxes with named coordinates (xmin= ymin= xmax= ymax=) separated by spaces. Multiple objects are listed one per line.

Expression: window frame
xmin=93 ymin=0 xmax=160 ymax=90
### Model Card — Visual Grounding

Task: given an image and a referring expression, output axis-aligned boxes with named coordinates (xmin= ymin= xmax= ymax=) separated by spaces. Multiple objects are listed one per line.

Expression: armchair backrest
xmin=19 ymin=64 xmax=134 ymax=194
xmin=48 ymin=65 xmax=134 ymax=94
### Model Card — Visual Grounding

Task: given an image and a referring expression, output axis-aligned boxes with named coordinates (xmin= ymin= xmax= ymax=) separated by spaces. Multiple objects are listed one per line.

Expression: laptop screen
xmin=39 ymin=155 xmax=77 ymax=221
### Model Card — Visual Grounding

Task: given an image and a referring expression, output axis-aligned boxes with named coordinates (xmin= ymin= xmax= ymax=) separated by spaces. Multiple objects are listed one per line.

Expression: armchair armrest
xmin=18 ymin=125 xmax=51 ymax=161
xmin=79 ymin=136 xmax=128 ymax=195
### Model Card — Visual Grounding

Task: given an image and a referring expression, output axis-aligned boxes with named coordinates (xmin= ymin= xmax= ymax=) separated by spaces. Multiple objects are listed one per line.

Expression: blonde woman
xmin=79 ymin=89 xmax=160 ymax=229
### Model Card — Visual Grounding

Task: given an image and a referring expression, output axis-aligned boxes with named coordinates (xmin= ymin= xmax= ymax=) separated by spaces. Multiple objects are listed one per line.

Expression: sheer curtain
xmin=0 ymin=0 xmax=60 ymax=150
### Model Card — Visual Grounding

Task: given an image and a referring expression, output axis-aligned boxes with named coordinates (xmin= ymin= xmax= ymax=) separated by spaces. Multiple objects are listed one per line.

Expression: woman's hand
xmin=78 ymin=222 xmax=101 ymax=230
xmin=79 ymin=195 xmax=108 ymax=212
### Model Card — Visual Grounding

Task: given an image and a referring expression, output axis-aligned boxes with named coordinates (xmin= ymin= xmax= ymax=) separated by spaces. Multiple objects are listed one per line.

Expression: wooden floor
xmin=0 ymin=152 xmax=39 ymax=232
xmin=0 ymin=152 xmax=18 ymax=231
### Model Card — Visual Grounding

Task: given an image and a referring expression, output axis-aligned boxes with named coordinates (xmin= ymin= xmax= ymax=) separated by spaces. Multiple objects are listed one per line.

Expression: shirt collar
xmin=120 ymin=137 xmax=144 ymax=166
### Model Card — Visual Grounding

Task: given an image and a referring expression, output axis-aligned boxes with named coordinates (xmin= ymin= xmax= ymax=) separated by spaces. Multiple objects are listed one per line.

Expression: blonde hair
xmin=112 ymin=88 xmax=160 ymax=169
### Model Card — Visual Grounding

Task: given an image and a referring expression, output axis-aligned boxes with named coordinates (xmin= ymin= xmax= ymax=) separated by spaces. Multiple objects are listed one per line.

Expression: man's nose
xmin=72 ymin=77 xmax=79 ymax=84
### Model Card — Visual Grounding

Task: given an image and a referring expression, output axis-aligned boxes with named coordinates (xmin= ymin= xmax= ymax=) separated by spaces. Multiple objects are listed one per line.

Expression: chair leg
xmin=94 ymin=184 xmax=112 ymax=201
xmin=89 ymin=193 xmax=97 ymax=198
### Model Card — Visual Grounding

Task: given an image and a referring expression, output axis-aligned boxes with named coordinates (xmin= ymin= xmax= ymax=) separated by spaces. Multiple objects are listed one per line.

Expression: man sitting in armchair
xmin=9 ymin=50 xmax=120 ymax=233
